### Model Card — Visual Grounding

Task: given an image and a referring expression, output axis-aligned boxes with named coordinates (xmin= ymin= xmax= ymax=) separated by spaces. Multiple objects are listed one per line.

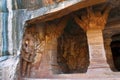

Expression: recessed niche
xmin=111 ymin=41 xmax=120 ymax=71
xmin=111 ymin=34 xmax=120 ymax=71
xmin=57 ymin=19 xmax=89 ymax=74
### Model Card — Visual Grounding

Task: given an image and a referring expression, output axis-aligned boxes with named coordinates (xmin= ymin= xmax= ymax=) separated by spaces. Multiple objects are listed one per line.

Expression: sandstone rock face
xmin=0 ymin=0 xmax=120 ymax=79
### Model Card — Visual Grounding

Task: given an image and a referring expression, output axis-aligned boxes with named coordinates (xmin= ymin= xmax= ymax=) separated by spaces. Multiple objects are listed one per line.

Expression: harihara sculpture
xmin=20 ymin=26 xmax=43 ymax=77
xmin=20 ymin=16 xmax=69 ymax=77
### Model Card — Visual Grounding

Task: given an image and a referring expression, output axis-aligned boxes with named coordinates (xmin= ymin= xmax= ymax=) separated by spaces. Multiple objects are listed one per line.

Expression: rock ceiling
xmin=0 ymin=0 xmax=119 ymax=23
xmin=24 ymin=0 xmax=120 ymax=25
xmin=26 ymin=0 xmax=106 ymax=24
xmin=22 ymin=0 xmax=120 ymax=39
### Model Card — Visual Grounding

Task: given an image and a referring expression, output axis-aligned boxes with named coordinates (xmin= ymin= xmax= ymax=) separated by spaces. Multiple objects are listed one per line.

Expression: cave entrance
xmin=20 ymin=17 xmax=90 ymax=78
xmin=111 ymin=34 xmax=120 ymax=71
xmin=57 ymin=19 xmax=89 ymax=74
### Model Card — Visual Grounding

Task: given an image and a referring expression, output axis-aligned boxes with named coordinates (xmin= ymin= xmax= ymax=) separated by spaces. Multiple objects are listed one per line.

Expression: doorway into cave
xmin=57 ymin=18 xmax=89 ymax=74
xmin=111 ymin=34 xmax=120 ymax=71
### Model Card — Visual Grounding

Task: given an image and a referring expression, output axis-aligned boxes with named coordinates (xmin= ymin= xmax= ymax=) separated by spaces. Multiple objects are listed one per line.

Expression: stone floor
xmin=24 ymin=68 xmax=120 ymax=80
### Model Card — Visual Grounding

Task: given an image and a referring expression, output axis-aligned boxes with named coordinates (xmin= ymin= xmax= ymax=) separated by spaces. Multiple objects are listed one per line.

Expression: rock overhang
xmin=26 ymin=0 xmax=107 ymax=25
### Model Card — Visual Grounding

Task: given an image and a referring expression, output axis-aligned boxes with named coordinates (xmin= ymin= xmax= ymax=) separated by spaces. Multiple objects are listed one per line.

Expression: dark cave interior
xmin=57 ymin=19 xmax=89 ymax=74
xmin=111 ymin=40 xmax=120 ymax=71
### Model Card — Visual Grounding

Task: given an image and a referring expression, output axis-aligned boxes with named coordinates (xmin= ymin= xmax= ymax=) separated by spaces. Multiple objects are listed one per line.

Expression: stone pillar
xmin=104 ymin=38 xmax=116 ymax=71
xmin=48 ymin=38 xmax=60 ymax=74
xmin=87 ymin=29 xmax=110 ymax=70
xmin=74 ymin=6 xmax=112 ymax=72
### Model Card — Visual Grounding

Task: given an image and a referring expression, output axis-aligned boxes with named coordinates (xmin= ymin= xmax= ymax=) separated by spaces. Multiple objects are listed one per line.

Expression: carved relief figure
xmin=20 ymin=16 xmax=68 ymax=77
xmin=20 ymin=26 xmax=44 ymax=77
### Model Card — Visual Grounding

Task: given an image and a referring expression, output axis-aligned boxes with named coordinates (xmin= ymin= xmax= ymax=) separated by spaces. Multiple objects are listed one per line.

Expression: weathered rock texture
xmin=0 ymin=0 xmax=120 ymax=80
xmin=19 ymin=16 xmax=68 ymax=78
xmin=20 ymin=19 xmax=89 ymax=78
xmin=57 ymin=19 xmax=89 ymax=73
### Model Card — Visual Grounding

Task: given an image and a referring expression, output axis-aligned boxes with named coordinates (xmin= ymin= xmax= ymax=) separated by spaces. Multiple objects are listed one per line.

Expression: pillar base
xmin=87 ymin=60 xmax=112 ymax=73
xmin=87 ymin=67 xmax=112 ymax=74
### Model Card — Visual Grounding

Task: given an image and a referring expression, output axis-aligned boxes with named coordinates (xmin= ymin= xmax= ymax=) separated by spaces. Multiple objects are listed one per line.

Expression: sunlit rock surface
xmin=0 ymin=0 xmax=85 ymax=79
xmin=0 ymin=0 xmax=120 ymax=80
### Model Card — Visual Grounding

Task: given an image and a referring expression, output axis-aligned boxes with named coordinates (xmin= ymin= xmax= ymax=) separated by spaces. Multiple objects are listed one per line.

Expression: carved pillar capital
xmin=74 ymin=5 xmax=112 ymax=31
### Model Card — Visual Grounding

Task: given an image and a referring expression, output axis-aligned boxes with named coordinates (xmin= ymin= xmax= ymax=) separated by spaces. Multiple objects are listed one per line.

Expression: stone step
xmin=24 ymin=77 xmax=120 ymax=80
xmin=23 ymin=71 xmax=120 ymax=80
xmin=24 ymin=78 xmax=120 ymax=80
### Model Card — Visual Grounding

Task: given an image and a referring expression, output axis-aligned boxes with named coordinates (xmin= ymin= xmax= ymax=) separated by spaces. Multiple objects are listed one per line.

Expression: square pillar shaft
xmin=87 ymin=29 xmax=109 ymax=69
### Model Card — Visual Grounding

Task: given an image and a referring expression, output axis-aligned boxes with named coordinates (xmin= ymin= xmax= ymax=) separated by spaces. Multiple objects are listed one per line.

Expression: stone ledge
xmin=23 ymin=70 xmax=120 ymax=79
xmin=24 ymin=78 xmax=120 ymax=80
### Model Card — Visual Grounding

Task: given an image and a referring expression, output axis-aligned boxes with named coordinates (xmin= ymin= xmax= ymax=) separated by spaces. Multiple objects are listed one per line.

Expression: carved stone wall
xmin=19 ymin=16 xmax=68 ymax=78
xmin=20 ymin=18 xmax=89 ymax=76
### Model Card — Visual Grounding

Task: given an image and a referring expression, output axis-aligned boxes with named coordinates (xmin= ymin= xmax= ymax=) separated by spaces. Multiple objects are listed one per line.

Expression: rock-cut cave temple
xmin=0 ymin=0 xmax=120 ymax=80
